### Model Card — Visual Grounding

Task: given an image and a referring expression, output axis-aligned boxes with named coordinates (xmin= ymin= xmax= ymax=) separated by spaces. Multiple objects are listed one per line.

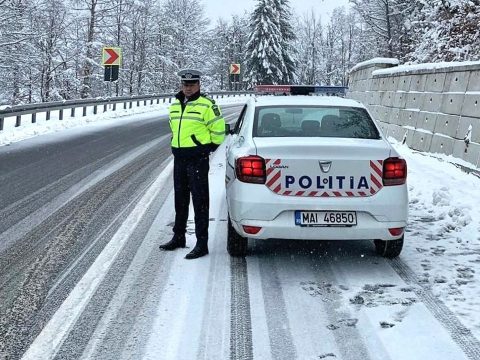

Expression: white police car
xmin=225 ymin=92 xmax=408 ymax=258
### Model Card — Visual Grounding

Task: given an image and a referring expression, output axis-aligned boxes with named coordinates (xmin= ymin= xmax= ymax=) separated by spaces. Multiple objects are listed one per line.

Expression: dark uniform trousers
xmin=173 ymin=155 xmax=210 ymax=247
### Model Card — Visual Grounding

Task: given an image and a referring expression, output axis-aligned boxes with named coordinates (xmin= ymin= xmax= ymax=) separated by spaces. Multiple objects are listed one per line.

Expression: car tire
xmin=227 ymin=218 xmax=248 ymax=257
xmin=374 ymin=236 xmax=404 ymax=258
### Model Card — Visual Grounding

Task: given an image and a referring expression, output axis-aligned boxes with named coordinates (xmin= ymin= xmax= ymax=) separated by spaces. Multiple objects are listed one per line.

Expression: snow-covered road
xmin=0 ymin=100 xmax=479 ymax=359
xmin=25 ymin=142 xmax=480 ymax=360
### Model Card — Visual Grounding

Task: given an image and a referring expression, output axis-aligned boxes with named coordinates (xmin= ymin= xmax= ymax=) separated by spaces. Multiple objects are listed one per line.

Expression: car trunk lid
xmin=254 ymin=138 xmax=391 ymax=197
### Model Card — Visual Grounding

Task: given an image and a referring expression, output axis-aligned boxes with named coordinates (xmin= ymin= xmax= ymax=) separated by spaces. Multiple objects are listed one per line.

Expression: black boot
xmin=185 ymin=243 xmax=209 ymax=259
xmin=159 ymin=234 xmax=186 ymax=251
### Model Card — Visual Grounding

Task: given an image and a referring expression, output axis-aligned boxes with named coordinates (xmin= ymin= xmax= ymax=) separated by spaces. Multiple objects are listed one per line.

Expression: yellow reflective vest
xmin=169 ymin=92 xmax=225 ymax=157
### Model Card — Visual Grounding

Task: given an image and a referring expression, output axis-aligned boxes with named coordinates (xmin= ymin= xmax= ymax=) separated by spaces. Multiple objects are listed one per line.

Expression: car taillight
xmin=236 ymin=155 xmax=266 ymax=184
xmin=383 ymin=157 xmax=407 ymax=186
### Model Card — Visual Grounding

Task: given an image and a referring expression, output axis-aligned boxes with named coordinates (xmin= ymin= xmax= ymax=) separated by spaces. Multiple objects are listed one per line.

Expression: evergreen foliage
xmin=244 ymin=0 xmax=284 ymax=85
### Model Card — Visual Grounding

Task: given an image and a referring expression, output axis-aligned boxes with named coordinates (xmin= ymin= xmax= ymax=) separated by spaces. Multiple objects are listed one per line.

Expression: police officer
xmin=159 ymin=69 xmax=225 ymax=259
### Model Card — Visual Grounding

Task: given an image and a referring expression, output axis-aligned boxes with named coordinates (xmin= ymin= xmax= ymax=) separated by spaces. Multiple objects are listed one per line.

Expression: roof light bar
xmin=254 ymin=85 xmax=348 ymax=97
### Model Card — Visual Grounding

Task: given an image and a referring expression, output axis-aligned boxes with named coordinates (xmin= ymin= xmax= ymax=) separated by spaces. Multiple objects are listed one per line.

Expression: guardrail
xmin=0 ymin=91 xmax=254 ymax=131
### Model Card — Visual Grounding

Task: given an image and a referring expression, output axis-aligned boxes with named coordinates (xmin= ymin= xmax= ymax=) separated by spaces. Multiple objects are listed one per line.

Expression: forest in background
xmin=0 ymin=0 xmax=479 ymax=105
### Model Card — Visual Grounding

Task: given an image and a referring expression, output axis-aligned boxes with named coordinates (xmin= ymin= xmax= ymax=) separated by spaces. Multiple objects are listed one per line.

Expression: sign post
xmin=229 ymin=63 xmax=241 ymax=90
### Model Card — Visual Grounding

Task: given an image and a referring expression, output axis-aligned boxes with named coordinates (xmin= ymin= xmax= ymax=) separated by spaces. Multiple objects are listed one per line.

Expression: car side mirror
xmin=225 ymin=123 xmax=233 ymax=135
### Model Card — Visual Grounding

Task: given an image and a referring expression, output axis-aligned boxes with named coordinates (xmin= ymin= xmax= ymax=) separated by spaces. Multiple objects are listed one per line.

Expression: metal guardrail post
xmin=103 ymin=104 xmax=107 ymax=112
xmin=0 ymin=118 xmax=3 ymax=131
xmin=93 ymin=105 xmax=97 ymax=115
xmin=83 ymin=107 xmax=87 ymax=116
xmin=16 ymin=115 xmax=21 ymax=127
xmin=129 ymin=102 xmax=133 ymax=109
xmin=32 ymin=113 xmax=36 ymax=124
xmin=71 ymin=108 xmax=75 ymax=117
xmin=46 ymin=111 xmax=50 ymax=121
xmin=123 ymin=102 xmax=127 ymax=109
xmin=59 ymin=109 xmax=63 ymax=120
xmin=113 ymin=103 xmax=116 ymax=111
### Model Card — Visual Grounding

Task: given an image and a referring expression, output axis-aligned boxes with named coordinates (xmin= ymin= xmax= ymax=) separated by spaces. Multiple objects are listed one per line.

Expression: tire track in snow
xmin=18 ymin=157 xmax=174 ymax=360
xmin=54 ymin=170 xmax=174 ymax=360
xmin=258 ymin=258 xmax=297 ymax=360
xmin=230 ymin=257 xmax=253 ymax=360
xmin=390 ymin=258 xmax=480 ymax=360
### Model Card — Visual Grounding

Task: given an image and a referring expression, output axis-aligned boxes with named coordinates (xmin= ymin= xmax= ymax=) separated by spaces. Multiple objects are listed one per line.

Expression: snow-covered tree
xmin=123 ymin=0 xmax=154 ymax=95
xmin=293 ymin=11 xmax=323 ymax=85
xmin=407 ymin=0 xmax=480 ymax=62
xmin=0 ymin=0 xmax=37 ymax=104
xmin=228 ymin=14 xmax=250 ymax=89
xmin=277 ymin=0 xmax=296 ymax=83
xmin=32 ymin=0 xmax=70 ymax=102
xmin=293 ymin=6 xmax=363 ymax=86
xmin=327 ymin=8 xmax=360 ymax=85
xmin=163 ymin=0 xmax=209 ymax=70
xmin=71 ymin=0 xmax=112 ymax=98
xmin=207 ymin=14 xmax=249 ymax=90
xmin=1 ymin=0 xmax=480 ymax=105
xmin=350 ymin=0 xmax=415 ymax=60
xmin=104 ymin=0 xmax=135 ymax=96
xmin=244 ymin=0 xmax=295 ymax=85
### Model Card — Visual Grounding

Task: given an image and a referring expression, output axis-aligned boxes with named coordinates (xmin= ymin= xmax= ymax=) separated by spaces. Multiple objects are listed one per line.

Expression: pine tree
xmin=245 ymin=0 xmax=295 ymax=85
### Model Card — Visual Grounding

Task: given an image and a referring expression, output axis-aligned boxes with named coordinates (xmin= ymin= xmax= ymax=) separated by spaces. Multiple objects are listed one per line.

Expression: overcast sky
xmin=203 ymin=0 xmax=351 ymax=23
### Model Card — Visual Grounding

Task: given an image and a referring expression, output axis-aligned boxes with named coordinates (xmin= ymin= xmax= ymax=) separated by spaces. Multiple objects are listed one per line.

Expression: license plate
xmin=295 ymin=211 xmax=357 ymax=227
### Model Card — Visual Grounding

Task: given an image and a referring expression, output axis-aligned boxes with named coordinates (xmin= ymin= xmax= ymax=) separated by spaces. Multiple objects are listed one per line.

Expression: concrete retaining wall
xmin=348 ymin=59 xmax=480 ymax=169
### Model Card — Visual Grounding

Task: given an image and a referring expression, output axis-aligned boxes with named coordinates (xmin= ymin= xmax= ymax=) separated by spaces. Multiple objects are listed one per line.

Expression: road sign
xmin=102 ymin=47 xmax=122 ymax=66
xmin=230 ymin=63 xmax=240 ymax=75
xmin=104 ymin=65 xmax=119 ymax=82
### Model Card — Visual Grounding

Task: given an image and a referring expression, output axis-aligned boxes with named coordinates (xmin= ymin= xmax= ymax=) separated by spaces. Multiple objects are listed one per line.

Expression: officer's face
xmin=182 ymin=81 xmax=200 ymax=97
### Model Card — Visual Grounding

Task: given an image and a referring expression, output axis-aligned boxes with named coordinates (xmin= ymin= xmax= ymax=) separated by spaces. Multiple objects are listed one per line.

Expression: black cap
xmin=177 ymin=69 xmax=202 ymax=84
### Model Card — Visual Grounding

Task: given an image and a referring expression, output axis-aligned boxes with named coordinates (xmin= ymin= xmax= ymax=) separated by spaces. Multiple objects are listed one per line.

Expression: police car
xmin=225 ymin=88 xmax=408 ymax=258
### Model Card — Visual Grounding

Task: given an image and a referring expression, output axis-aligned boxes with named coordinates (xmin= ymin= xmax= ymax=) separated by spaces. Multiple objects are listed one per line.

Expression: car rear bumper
xmin=231 ymin=214 xmax=406 ymax=241
xmin=227 ymin=180 xmax=408 ymax=241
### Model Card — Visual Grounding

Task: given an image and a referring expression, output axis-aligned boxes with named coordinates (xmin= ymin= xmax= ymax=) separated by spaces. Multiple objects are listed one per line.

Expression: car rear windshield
xmin=253 ymin=106 xmax=380 ymax=139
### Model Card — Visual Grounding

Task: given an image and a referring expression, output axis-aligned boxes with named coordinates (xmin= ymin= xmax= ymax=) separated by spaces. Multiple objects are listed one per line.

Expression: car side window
xmin=233 ymin=105 xmax=247 ymax=135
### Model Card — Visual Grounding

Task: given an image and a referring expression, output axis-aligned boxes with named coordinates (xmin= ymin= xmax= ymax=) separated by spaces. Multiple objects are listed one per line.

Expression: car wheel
xmin=374 ymin=236 xmax=404 ymax=258
xmin=227 ymin=218 xmax=248 ymax=257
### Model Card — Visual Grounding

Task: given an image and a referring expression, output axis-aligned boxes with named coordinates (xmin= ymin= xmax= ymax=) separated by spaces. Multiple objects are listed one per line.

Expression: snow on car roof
xmin=250 ymin=95 xmax=365 ymax=108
